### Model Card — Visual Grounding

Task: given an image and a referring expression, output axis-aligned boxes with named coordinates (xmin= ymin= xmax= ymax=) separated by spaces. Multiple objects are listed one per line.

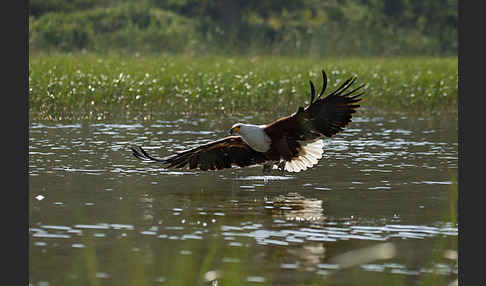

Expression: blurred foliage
xmin=29 ymin=2 xmax=199 ymax=53
xmin=29 ymin=0 xmax=457 ymax=56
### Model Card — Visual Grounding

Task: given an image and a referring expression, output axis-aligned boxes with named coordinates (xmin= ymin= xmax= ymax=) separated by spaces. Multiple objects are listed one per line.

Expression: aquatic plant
xmin=29 ymin=53 xmax=457 ymax=120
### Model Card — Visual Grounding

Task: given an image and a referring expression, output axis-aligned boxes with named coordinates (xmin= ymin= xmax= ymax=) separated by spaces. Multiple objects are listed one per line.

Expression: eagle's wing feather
xmin=131 ymin=136 xmax=267 ymax=171
xmin=265 ymin=70 xmax=363 ymax=141
xmin=132 ymin=70 xmax=363 ymax=172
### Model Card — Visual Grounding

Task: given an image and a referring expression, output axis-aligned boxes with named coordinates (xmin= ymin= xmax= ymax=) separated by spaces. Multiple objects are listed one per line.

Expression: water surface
xmin=29 ymin=112 xmax=458 ymax=285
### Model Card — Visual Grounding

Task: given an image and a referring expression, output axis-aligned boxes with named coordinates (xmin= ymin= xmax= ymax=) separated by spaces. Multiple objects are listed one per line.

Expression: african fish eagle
xmin=131 ymin=70 xmax=364 ymax=173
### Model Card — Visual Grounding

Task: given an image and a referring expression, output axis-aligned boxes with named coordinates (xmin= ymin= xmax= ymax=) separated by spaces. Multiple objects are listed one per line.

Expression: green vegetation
xmin=28 ymin=0 xmax=458 ymax=120
xmin=29 ymin=2 xmax=199 ymax=54
xmin=29 ymin=53 xmax=457 ymax=120
xmin=29 ymin=0 xmax=457 ymax=57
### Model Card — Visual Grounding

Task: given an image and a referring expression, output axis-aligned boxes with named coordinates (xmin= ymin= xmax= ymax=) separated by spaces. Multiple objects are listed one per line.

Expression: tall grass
xmin=29 ymin=53 xmax=457 ymax=120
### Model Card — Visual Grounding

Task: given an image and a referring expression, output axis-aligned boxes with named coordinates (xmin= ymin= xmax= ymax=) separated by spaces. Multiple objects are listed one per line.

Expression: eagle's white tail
xmin=277 ymin=139 xmax=324 ymax=172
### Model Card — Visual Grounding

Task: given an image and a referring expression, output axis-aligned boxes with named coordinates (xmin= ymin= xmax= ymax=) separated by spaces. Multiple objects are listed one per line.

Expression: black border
xmin=24 ymin=0 xmax=30 ymax=285
xmin=457 ymin=1 xmax=463 ymax=285
xmin=457 ymin=0 xmax=467 ymax=285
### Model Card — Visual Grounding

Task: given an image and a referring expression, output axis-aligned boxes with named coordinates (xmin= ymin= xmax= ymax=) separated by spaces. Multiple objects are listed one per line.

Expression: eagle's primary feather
xmin=131 ymin=70 xmax=364 ymax=173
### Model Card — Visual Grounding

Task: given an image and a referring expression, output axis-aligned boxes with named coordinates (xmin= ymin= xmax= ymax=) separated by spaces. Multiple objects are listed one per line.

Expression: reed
xmin=29 ymin=53 xmax=457 ymax=120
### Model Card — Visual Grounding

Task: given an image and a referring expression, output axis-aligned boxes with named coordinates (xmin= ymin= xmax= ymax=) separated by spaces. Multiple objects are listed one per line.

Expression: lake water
xmin=29 ymin=112 xmax=458 ymax=285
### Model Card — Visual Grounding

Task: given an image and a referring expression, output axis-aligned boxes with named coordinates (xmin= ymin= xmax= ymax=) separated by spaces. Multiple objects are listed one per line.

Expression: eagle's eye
xmin=229 ymin=125 xmax=240 ymax=135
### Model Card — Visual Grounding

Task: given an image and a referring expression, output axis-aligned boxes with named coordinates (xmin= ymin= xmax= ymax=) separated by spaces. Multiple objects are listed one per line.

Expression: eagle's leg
xmin=262 ymin=162 xmax=273 ymax=174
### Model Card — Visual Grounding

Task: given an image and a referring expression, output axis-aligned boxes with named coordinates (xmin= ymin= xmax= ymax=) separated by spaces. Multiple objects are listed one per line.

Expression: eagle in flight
xmin=131 ymin=70 xmax=364 ymax=173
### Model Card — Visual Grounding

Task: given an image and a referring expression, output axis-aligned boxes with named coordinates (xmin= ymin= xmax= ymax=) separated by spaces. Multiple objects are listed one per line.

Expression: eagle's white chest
xmin=238 ymin=124 xmax=272 ymax=153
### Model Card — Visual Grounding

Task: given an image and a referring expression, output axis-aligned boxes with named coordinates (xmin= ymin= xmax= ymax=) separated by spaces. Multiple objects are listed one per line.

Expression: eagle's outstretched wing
xmin=132 ymin=70 xmax=364 ymax=172
xmin=131 ymin=136 xmax=267 ymax=171
xmin=264 ymin=70 xmax=364 ymax=142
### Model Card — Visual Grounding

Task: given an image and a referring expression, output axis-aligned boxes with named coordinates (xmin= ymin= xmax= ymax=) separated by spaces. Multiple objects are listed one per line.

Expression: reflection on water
xmin=29 ymin=113 xmax=458 ymax=285
xmin=265 ymin=192 xmax=323 ymax=222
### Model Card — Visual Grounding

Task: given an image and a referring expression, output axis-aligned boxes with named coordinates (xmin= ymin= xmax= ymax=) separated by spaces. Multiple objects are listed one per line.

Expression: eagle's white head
xmin=229 ymin=123 xmax=272 ymax=153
